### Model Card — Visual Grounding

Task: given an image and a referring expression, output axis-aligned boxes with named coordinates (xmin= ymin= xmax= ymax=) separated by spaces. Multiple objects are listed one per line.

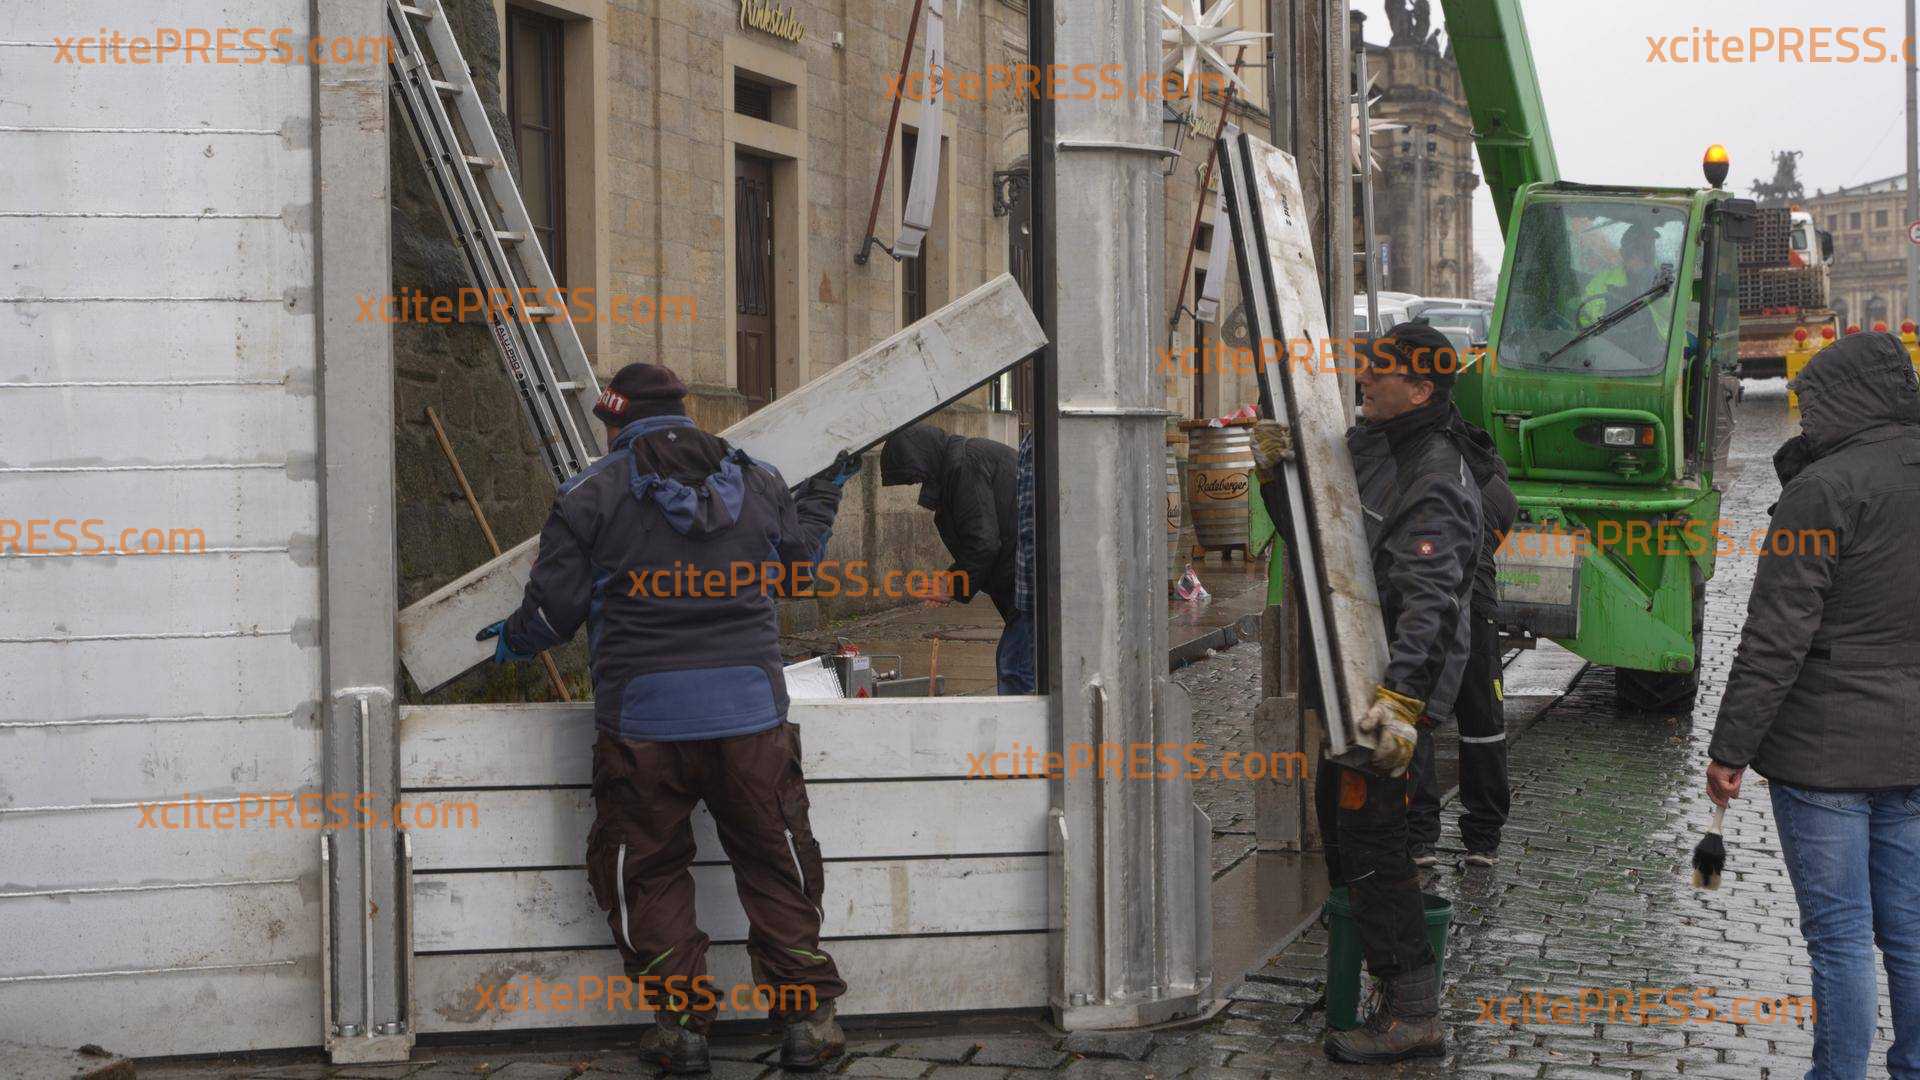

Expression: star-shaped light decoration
xmin=1161 ymin=0 xmax=1268 ymax=110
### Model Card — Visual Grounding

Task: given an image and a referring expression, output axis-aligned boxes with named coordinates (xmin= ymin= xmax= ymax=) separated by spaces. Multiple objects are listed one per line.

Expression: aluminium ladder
xmin=385 ymin=0 xmax=604 ymax=485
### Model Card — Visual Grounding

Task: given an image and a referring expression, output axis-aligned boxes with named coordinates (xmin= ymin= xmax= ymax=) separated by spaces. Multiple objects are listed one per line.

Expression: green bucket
xmin=1321 ymin=886 xmax=1452 ymax=1031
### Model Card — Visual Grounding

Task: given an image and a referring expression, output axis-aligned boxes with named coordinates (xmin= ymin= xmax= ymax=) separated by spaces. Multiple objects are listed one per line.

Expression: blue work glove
xmin=476 ymin=619 xmax=534 ymax=662
xmin=817 ymin=448 xmax=863 ymax=488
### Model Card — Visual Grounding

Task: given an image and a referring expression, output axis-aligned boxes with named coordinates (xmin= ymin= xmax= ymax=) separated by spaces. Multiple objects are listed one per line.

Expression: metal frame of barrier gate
xmin=349 ymin=0 xmax=1212 ymax=1057
xmin=0 ymin=0 xmax=1213 ymax=1063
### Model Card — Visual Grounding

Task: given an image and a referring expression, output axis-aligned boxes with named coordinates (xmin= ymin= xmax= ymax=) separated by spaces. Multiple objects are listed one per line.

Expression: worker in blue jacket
xmin=478 ymin=362 xmax=858 ymax=1074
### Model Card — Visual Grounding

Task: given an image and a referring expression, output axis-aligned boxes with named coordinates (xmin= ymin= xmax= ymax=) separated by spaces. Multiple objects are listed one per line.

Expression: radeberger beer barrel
xmin=1185 ymin=422 xmax=1254 ymax=552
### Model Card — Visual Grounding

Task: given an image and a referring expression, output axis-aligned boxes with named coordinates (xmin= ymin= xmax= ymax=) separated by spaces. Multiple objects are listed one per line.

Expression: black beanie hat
xmin=593 ymin=363 xmax=688 ymax=425
xmin=1375 ymin=321 xmax=1462 ymax=390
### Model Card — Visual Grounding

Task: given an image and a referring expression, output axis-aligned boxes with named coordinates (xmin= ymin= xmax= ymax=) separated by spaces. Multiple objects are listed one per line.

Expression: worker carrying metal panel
xmin=474 ymin=362 xmax=862 ymax=1073
xmin=1254 ymin=322 xmax=1482 ymax=1065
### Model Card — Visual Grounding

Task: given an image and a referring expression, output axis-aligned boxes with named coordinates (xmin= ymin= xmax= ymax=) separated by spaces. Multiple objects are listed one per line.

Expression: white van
xmin=1352 ymin=291 xmax=1418 ymax=332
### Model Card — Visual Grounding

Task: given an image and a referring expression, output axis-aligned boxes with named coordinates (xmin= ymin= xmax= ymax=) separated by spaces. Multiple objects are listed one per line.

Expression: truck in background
xmin=1736 ymin=206 xmax=1837 ymax=379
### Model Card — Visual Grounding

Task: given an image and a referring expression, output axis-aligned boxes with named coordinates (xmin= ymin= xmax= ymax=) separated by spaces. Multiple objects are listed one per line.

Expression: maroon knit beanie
xmin=593 ymin=363 xmax=688 ymax=425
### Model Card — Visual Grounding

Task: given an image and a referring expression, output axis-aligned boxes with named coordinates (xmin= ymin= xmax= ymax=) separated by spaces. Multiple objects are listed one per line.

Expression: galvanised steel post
xmin=316 ymin=0 xmax=409 ymax=1062
xmin=1041 ymin=0 xmax=1210 ymax=1030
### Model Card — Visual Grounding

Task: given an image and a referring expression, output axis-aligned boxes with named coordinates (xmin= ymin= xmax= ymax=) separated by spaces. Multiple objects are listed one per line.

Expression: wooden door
xmin=735 ymin=155 xmax=775 ymax=411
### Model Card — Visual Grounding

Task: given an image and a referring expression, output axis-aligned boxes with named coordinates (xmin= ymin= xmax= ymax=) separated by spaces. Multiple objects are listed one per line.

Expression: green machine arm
xmin=1437 ymin=0 xmax=1559 ymax=235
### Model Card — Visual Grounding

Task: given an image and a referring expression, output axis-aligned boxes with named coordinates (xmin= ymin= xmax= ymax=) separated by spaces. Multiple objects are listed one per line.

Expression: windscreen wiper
xmin=1540 ymin=266 xmax=1676 ymax=366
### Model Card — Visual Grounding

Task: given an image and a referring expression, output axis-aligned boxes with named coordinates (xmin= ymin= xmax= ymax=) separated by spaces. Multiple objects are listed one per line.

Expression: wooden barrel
xmin=1185 ymin=422 xmax=1253 ymax=552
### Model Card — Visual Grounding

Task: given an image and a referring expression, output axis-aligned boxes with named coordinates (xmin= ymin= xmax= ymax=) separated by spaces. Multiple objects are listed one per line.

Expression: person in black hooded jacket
xmin=1706 ymin=331 xmax=1920 ymax=1079
xmin=879 ymin=424 xmax=1032 ymax=693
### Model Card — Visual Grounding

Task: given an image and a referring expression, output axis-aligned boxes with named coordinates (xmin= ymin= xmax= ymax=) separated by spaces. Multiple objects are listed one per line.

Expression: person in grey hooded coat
xmin=1706 ymin=330 xmax=1920 ymax=1080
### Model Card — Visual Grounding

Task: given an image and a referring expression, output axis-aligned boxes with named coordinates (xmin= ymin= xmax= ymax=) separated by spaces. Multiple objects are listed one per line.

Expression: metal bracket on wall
xmin=395 ymin=831 xmax=416 ymax=1036
xmin=992 ymin=169 xmax=1031 ymax=217
xmin=323 ymin=688 xmax=414 ymax=1064
xmin=320 ymin=834 xmax=336 ymax=1037
xmin=855 ymin=235 xmax=906 ymax=265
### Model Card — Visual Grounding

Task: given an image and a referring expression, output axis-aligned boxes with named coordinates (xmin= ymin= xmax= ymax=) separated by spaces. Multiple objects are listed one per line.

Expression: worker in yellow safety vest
xmin=1574 ymin=222 xmax=1674 ymax=341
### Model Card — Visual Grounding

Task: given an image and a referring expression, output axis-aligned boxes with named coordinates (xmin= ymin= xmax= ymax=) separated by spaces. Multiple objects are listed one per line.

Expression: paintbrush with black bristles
xmin=1692 ymin=803 xmax=1727 ymax=890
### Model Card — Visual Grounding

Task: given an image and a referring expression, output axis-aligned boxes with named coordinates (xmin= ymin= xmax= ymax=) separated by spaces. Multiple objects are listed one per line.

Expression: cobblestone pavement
xmin=1178 ymin=637 xmax=1265 ymax=877
xmin=140 ymin=386 xmax=1886 ymax=1080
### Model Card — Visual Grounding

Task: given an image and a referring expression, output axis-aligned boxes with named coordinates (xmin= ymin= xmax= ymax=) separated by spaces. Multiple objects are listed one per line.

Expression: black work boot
xmin=637 ymin=1015 xmax=711 ymax=1074
xmin=1323 ymin=963 xmax=1445 ymax=1064
xmin=778 ymin=1000 xmax=845 ymax=1071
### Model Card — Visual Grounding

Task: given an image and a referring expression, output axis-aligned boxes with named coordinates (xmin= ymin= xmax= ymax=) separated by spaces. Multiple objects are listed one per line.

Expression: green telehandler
xmin=1439 ymin=0 xmax=1756 ymax=711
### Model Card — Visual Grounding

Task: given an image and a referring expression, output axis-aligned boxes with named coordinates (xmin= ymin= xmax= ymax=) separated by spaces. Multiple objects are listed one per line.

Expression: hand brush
xmin=1692 ymin=804 xmax=1727 ymax=890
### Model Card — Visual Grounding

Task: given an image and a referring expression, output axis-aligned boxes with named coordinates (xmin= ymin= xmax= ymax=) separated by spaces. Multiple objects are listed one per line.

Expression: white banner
xmin=894 ymin=0 xmax=945 ymax=259
xmin=1192 ymin=122 xmax=1236 ymax=323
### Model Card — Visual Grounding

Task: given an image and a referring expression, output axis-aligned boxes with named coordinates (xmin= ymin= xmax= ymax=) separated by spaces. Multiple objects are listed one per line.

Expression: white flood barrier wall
xmin=399 ymin=698 xmax=1052 ymax=1032
xmin=0 ymin=0 xmax=331 ymax=1055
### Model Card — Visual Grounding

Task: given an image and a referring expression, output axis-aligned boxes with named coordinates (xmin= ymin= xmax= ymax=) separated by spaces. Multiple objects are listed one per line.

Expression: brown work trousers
xmin=586 ymin=723 xmax=845 ymax=1033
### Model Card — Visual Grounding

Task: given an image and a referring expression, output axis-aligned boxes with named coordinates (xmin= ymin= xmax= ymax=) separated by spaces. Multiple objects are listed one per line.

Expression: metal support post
xmin=1353 ymin=10 xmax=1382 ymax=334
xmin=1325 ymin=0 xmax=1354 ymax=408
xmin=1907 ymin=0 xmax=1918 ymax=323
xmin=316 ymin=0 xmax=411 ymax=1062
xmin=1042 ymin=0 xmax=1210 ymax=1030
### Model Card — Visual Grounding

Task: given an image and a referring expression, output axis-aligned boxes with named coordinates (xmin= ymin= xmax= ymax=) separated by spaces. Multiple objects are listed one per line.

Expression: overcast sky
xmin=1346 ymin=0 xmax=1915 ymax=271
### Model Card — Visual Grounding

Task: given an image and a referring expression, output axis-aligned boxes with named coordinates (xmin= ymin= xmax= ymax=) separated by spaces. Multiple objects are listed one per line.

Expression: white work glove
xmin=1358 ymin=685 xmax=1422 ymax=777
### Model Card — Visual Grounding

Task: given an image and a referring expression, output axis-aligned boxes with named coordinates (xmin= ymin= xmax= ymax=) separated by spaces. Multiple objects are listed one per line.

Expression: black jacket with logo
xmin=1347 ymin=397 xmax=1483 ymax=720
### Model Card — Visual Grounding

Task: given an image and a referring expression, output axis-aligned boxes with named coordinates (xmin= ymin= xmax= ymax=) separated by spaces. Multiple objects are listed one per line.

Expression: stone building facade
xmin=1357 ymin=31 xmax=1477 ymax=300
xmin=1806 ymin=174 xmax=1915 ymax=330
xmin=388 ymin=0 xmax=1290 ymax=699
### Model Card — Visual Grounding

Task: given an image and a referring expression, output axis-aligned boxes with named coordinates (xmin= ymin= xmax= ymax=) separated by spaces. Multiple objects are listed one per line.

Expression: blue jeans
xmin=1771 ymin=782 xmax=1920 ymax=1080
xmin=996 ymin=609 xmax=1036 ymax=695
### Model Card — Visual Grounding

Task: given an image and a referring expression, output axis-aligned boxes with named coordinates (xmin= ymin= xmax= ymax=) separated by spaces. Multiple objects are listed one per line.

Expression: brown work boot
xmin=1323 ymin=963 xmax=1445 ymax=1064
xmin=778 ymin=999 xmax=845 ymax=1071
xmin=637 ymin=1014 xmax=710 ymax=1074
